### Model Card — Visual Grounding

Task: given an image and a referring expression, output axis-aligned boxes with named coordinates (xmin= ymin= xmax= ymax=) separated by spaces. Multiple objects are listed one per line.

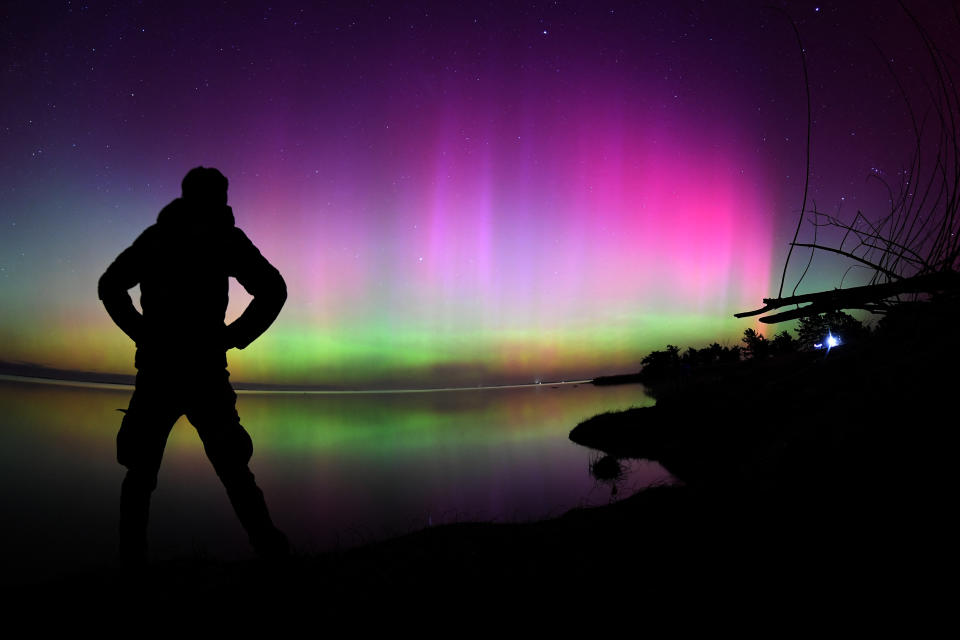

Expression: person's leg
xmin=187 ymin=371 xmax=288 ymax=559
xmin=116 ymin=374 xmax=180 ymax=567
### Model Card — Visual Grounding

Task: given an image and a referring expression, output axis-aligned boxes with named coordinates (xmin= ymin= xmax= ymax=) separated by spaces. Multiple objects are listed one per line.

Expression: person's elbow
xmin=97 ymin=270 xmax=114 ymax=302
xmin=273 ymin=269 xmax=287 ymax=309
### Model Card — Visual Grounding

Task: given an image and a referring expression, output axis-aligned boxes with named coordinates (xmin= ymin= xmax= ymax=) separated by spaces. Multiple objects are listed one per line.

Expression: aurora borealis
xmin=1 ymin=1 xmax=950 ymax=388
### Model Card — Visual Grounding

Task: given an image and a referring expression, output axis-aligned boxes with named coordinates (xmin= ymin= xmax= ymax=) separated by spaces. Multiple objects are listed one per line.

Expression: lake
xmin=0 ymin=377 xmax=669 ymax=584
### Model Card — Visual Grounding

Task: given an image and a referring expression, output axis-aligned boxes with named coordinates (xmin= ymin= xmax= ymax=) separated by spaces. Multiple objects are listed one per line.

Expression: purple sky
xmin=1 ymin=0 xmax=955 ymax=387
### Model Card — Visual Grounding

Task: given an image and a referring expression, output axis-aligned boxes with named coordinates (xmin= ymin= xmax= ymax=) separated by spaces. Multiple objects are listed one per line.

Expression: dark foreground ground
xmin=8 ymin=301 xmax=956 ymax=617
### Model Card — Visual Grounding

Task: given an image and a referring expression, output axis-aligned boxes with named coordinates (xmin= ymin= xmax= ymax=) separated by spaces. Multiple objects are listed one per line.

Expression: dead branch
xmin=735 ymin=271 xmax=960 ymax=323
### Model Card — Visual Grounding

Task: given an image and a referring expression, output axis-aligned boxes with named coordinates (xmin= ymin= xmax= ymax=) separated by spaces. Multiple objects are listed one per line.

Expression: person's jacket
xmin=98 ymin=198 xmax=286 ymax=370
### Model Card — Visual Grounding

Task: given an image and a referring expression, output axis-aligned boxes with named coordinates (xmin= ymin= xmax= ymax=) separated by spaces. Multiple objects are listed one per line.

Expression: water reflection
xmin=0 ymin=378 xmax=669 ymax=583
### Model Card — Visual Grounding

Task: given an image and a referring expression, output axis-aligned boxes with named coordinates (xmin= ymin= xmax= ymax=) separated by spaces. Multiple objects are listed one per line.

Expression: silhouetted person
xmin=98 ymin=167 xmax=288 ymax=566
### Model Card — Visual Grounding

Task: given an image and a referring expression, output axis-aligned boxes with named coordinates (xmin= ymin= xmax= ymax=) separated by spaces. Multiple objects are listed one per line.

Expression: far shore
xmin=0 ymin=372 xmax=593 ymax=394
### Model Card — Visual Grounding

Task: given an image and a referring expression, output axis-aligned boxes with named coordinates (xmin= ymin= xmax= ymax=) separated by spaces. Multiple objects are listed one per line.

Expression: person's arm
xmin=225 ymin=228 xmax=287 ymax=350
xmin=97 ymin=233 xmax=147 ymax=343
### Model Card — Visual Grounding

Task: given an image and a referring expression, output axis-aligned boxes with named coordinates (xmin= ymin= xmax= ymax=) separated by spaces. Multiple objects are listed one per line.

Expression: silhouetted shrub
xmin=639 ymin=345 xmax=681 ymax=382
xmin=742 ymin=328 xmax=770 ymax=359
xmin=771 ymin=330 xmax=797 ymax=355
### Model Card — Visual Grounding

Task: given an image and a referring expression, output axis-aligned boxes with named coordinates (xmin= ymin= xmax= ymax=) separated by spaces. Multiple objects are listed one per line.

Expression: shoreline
xmin=0 ymin=373 xmax=593 ymax=394
xmin=12 ymin=301 xmax=957 ymax=606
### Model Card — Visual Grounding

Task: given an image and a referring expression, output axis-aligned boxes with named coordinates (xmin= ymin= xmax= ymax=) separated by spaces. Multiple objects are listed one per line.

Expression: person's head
xmin=181 ymin=167 xmax=228 ymax=206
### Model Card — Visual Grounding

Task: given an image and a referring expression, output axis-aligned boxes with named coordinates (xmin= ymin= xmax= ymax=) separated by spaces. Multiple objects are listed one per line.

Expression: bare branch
xmin=789 ymin=243 xmax=902 ymax=280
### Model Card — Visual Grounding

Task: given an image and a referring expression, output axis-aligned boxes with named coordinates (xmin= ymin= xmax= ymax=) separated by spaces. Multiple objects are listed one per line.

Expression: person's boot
xmin=250 ymin=526 xmax=290 ymax=561
xmin=221 ymin=466 xmax=290 ymax=560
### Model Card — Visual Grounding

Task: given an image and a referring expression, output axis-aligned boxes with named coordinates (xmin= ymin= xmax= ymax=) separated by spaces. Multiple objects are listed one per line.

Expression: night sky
xmin=1 ymin=0 xmax=954 ymax=388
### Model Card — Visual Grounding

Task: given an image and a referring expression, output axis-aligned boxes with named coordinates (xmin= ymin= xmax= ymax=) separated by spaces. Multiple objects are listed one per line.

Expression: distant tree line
xmin=633 ymin=311 xmax=869 ymax=385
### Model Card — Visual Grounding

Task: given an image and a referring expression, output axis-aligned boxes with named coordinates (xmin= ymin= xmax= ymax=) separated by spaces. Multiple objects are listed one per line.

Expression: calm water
xmin=0 ymin=377 xmax=668 ymax=583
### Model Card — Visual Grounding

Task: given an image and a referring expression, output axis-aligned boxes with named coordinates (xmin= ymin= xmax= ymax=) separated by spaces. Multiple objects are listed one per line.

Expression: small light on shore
xmin=814 ymin=332 xmax=841 ymax=351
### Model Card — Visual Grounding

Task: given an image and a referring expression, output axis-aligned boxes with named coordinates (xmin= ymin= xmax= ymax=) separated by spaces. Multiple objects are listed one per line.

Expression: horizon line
xmin=0 ymin=373 xmax=599 ymax=395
